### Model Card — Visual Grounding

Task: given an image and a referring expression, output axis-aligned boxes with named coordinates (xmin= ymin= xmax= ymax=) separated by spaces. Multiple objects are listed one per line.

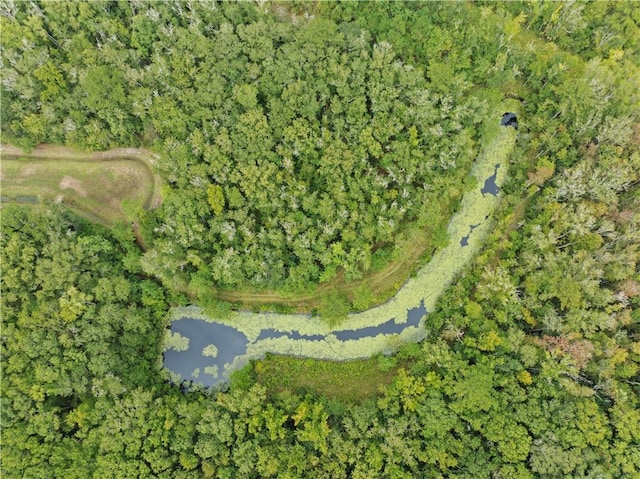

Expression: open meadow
xmin=1 ymin=146 xmax=159 ymax=225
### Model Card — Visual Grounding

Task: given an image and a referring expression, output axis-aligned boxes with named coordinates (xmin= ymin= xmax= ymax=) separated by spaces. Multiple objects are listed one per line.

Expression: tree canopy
xmin=2 ymin=1 xmax=639 ymax=478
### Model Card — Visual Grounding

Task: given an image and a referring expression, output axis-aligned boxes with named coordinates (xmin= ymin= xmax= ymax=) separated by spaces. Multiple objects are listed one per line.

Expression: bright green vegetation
xmin=213 ymin=106 xmax=517 ymax=316
xmin=1 ymin=0 xmax=488 ymax=300
xmin=143 ymin=20 xmax=485 ymax=297
xmin=208 ymin=222 xmax=439 ymax=313
xmin=2 ymin=1 xmax=639 ymax=478
xmin=1 ymin=154 xmax=155 ymax=225
xmin=163 ymin=330 xmax=189 ymax=353
xmin=254 ymin=354 xmax=403 ymax=403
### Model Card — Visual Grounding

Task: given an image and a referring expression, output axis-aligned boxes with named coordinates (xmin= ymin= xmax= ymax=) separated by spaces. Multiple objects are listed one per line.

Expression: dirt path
xmin=2 ymin=140 xmax=458 ymax=314
xmin=2 ymin=143 xmax=428 ymax=310
xmin=214 ymin=235 xmax=429 ymax=311
xmin=1 ymin=144 xmax=154 ymax=161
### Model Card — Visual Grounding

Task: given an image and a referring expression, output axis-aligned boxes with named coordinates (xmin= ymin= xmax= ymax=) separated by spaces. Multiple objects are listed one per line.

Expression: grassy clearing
xmin=1 ymin=158 xmax=152 ymax=224
xmin=254 ymin=354 xmax=401 ymax=402
xmin=0 ymin=145 xmax=161 ymax=225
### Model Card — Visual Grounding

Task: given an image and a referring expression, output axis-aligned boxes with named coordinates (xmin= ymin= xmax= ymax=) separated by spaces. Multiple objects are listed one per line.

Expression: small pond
xmin=481 ymin=164 xmax=501 ymax=196
xmin=165 ymin=300 xmax=427 ymax=387
xmin=163 ymin=320 xmax=249 ymax=387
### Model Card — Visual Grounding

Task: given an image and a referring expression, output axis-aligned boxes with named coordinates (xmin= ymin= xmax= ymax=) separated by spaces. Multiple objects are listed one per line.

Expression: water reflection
xmin=460 ymin=223 xmax=480 ymax=247
xmin=163 ymin=319 xmax=249 ymax=387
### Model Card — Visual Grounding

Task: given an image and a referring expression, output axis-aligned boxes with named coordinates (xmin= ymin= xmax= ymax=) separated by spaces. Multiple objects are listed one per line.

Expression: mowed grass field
xmin=1 ymin=154 xmax=156 ymax=225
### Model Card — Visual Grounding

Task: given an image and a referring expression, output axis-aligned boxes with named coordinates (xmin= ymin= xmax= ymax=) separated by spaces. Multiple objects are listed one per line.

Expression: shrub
xmin=318 ymin=292 xmax=350 ymax=327
xmin=377 ymin=354 xmax=397 ymax=372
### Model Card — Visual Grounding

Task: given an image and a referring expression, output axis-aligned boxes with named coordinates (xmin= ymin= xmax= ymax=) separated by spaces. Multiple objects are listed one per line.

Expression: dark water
xmin=1 ymin=196 xmax=41 ymax=204
xmin=460 ymin=223 xmax=480 ymax=247
xmin=501 ymin=112 xmax=518 ymax=129
xmin=257 ymin=329 xmax=325 ymax=342
xmin=335 ymin=300 xmax=426 ymax=341
xmin=481 ymin=164 xmax=500 ymax=196
xmin=16 ymin=196 xmax=40 ymax=203
xmin=407 ymin=300 xmax=427 ymax=326
xmin=163 ymin=319 xmax=249 ymax=387
xmin=334 ymin=317 xmax=401 ymax=341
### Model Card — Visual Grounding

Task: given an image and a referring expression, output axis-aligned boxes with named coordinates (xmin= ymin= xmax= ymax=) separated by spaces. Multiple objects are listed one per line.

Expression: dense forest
xmin=2 ymin=0 xmax=489 ymax=299
xmin=2 ymin=1 xmax=639 ymax=478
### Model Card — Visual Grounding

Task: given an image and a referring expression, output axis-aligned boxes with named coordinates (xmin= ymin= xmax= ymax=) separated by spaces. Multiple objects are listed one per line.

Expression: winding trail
xmin=164 ymin=110 xmax=519 ymax=387
xmin=3 ymin=144 xmax=428 ymax=301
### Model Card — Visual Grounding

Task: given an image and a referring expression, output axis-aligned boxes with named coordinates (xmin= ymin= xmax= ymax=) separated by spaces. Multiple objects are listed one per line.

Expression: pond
xmin=460 ymin=223 xmax=480 ymax=247
xmin=163 ymin=320 xmax=249 ymax=387
xmin=481 ymin=164 xmax=501 ymax=196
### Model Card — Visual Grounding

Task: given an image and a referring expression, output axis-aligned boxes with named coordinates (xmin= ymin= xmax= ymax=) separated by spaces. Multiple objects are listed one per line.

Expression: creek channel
xmin=163 ymin=118 xmax=517 ymax=388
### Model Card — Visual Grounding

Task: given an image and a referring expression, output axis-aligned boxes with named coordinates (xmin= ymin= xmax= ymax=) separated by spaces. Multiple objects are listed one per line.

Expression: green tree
xmin=318 ymin=292 xmax=350 ymax=326
xmin=207 ymin=184 xmax=226 ymax=216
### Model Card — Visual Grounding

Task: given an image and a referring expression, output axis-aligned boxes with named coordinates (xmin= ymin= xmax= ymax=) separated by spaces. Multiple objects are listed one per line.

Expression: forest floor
xmin=0 ymin=144 xmax=162 ymax=225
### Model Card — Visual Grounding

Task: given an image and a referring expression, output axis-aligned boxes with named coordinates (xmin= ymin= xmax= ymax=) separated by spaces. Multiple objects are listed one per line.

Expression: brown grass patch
xmin=59 ymin=176 xmax=87 ymax=197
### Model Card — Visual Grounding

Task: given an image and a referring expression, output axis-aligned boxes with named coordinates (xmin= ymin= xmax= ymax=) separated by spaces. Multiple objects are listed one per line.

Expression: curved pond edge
xmin=164 ymin=111 xmax=518 ymax=388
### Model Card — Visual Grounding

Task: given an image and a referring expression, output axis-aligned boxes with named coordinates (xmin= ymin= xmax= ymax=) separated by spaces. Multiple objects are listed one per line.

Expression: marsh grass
xmin=255 ymin=355 xmax=403 ymax=402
